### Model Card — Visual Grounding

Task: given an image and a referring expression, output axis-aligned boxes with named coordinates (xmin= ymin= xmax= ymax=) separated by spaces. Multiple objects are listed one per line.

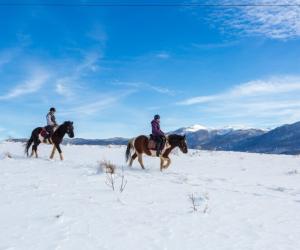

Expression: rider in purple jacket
xmin=151 ymin=114 xmax=166 ymax=156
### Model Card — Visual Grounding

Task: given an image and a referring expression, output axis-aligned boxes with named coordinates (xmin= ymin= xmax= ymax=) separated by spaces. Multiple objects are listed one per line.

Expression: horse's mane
xmin=62 ymin=121 xmax=72 ymax=125
xmin=167 ymin=134 xmax=184 ymax=143
xmin=55 ymin=121 xmax=72 ymax=133
xmin=58 ymin=121 xmax=72 ymax=128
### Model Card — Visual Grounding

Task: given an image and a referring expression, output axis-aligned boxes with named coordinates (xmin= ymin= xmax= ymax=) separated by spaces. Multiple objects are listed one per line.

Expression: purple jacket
xmin=151 ymin=119 xmax=164 ymax=136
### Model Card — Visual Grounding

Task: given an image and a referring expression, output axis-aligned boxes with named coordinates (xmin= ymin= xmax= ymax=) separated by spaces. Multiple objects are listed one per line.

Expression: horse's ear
xmin=183 ymin=134 xmax=186 ymax=139
xmin=71 ymin=121 xmax=73 ymax=125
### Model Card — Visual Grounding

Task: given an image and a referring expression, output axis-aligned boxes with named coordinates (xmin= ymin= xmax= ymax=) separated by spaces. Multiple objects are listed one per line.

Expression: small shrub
xmin=100 ymin=160 xmax=116 ymax=174
xmin=189 ymin=193 xmax=198 ymax=212
xmin=100 ymin=160 xmax=127 ymax=193
xmin=188 ymin=192 xmax=209 ymax=213
xmin=119 ymin=166 xmax=127 ymax=193
xmin=287 ymin=169 xmax=298 ymax=175
xmin=4 ymin=152 xmax=12 ymax=159
xmin=101 ymin=161 xmax=116 ymax=191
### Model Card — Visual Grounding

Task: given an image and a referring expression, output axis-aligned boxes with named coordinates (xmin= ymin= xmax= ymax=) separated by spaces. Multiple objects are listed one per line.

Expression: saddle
xmin=148 ymin=139 xmax=157 ymax=150
xmin=148 ymin=134 xmax=166 ymax=150
xmin=40 ymin=125 xmax=58 ymax=138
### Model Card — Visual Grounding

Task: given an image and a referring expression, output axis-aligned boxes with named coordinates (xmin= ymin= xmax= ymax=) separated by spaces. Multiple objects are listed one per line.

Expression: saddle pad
xmin=40 ymin=129 xmax=48 ymax=138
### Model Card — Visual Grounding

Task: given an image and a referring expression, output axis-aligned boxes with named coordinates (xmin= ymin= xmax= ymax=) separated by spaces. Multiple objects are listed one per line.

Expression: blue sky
xmin=1 ymin=0 xmax=300 ymax=139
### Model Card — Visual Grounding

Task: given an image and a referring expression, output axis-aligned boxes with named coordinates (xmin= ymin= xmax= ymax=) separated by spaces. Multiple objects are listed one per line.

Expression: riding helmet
xmin=50 ymin=107 xmax=56 ymax=112
xmin=154 ymin=114 xmax=160 ymax=120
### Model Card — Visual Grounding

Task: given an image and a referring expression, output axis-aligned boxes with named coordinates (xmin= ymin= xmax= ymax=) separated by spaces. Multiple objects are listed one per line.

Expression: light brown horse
xmin=125 ymin=134 xmax=188 ymax=171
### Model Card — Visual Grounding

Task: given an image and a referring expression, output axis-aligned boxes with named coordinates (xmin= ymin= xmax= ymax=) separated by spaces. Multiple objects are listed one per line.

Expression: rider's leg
xmin=48 ymin=126 xmax=54 ymax=144
xmin=156 ymin=136 xmax=163 ymax=157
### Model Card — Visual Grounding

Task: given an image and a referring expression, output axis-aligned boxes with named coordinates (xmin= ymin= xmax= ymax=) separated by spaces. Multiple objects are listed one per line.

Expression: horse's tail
xmin=125 ymin=138 xmax=134 ymax=163
xmin=25 ymin=135 xmax=34 ymax=157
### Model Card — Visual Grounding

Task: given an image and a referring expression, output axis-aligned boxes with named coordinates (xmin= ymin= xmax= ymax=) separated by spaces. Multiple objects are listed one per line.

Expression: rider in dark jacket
xmin=151 ymin=114 xmax=165 ymax=156
xmin=45 ymin=107 xmax=57 ymax=143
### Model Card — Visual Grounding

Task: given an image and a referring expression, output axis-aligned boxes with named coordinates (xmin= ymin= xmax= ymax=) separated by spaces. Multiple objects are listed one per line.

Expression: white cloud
xmin=0 ymin=68 xmax=50 ymax=100
xmin=178 ymin=76 xmax=300 ymax=127
xmin=62 ymin=97 xmax=118 ymax=116
xmin=156 ymin=52 xmax=170 ymax=59
xmin=203 ymin=0 xmax=300 ymax=40
xmin=54 ymin=51 xmax=101 ymax=98
xmin=113 ymin=81 xmax=175 ymax=95
xmin=75 ymin=51 xmax=101 ymax=74
xmin=191 ymin=41 xmax=239 ymax=49
xmin=60 ymin=90 xmax=135 ymax=117
xmin=55 ymin=82 xmax=72 ymax=98
xmin=0 ymin=48 xmax=20 ymax=69
xmin=87 ymin=24 xmax=107 ymax=45
xmin=179 ymin=76 xmax=300 ymax=105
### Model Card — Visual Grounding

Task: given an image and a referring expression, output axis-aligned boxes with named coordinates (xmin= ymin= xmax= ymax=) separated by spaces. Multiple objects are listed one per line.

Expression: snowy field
xmin=0 ymin=142 xmax=299 ymax=250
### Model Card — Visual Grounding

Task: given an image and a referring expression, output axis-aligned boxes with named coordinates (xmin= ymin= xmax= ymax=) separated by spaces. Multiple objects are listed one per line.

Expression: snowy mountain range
xmin=7 ymin=121 xmax=300 ymax=155
xmin=171 ymin=125 xmax=267 ymax=151
xmin=172 ymin=121 xmax=300 ymax=154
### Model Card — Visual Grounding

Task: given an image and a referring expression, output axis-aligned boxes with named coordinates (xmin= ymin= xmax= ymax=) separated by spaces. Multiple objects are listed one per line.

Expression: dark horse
xmin=125 ymin=134 xmax=188 ymax=171
xmin=25 ymin=121 xmax=74 ymax=160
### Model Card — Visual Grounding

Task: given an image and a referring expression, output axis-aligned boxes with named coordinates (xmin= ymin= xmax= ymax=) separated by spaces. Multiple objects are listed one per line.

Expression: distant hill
xmin=63 ymin=137 xmax=129 ymax=146
xmin=170 ymin=125 xmax=266 ymax=150
xmin=7 ymin=137 xmax=129 ymax=146
xmin=6 ymin=121 xmax=300 ymax=155
xmin=232 ymin=121 xmax=300 ymax=154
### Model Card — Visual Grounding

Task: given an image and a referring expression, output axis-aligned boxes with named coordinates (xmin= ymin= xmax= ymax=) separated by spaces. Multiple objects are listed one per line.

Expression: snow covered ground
xmin=0 ymin=142 xmax=299 ymax=250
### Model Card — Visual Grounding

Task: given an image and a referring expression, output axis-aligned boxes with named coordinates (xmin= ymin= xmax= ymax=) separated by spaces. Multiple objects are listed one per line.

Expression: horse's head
xmin=168 ymin=134 xmax=188 ymax=154
xmin=64 ymin=121 xmax=74 ymax=138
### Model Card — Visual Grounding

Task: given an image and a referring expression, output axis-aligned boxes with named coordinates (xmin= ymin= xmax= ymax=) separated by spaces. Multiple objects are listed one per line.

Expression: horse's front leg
xmin=30 ymin=149 xmax=34 ymax=158
xmin=160 ymin=157 xmax=171 ymax=171
xmin=160 ymin=157 xmax=164 ymax=171
xmin=50 ymin=142 xmax=63 ymax=161
xmin=56 ymin=144 xmax=64 ymax=161
xmin=50 ymin=145 xmax=56 ymax=159
xmin=164 ymin=158 xmax=171 ymax=169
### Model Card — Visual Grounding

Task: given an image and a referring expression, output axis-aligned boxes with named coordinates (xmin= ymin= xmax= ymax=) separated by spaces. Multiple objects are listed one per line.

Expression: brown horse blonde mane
xmin=126 ymin=133 xmax=188 ymax=171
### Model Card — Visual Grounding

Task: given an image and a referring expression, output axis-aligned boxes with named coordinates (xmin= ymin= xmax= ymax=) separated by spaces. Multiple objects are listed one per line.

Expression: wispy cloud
xmin=55 ymin=82 xmax=73 ymax=98
xmin=61 ymin=97 xmax=118 ymax=116
xmin=61 ymin=90 xmax=135 ymax=116
xmin=0 ymin=48 xmax=20 ymax=69
xmin=191 ymin=40 xmax=239 ymax=49
xmin=179 ymin=76 xmax=300 ymax=105
xmin=0 ymin=68 xmax=50 ymax=100
xmin=198 ymin=0 xmax=300 ymax=40
xmin=178 ymin=76 xmax=300 ymax=127
xmin=156 ymin=52 xmax=170 ymax=59
xmin=54 ymin=51 xmax=101 ymax=98
xmin=113 ymin=81 xmax=175 ymax=95
xmin=87 ymin=23 xmax=107 ymax=46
